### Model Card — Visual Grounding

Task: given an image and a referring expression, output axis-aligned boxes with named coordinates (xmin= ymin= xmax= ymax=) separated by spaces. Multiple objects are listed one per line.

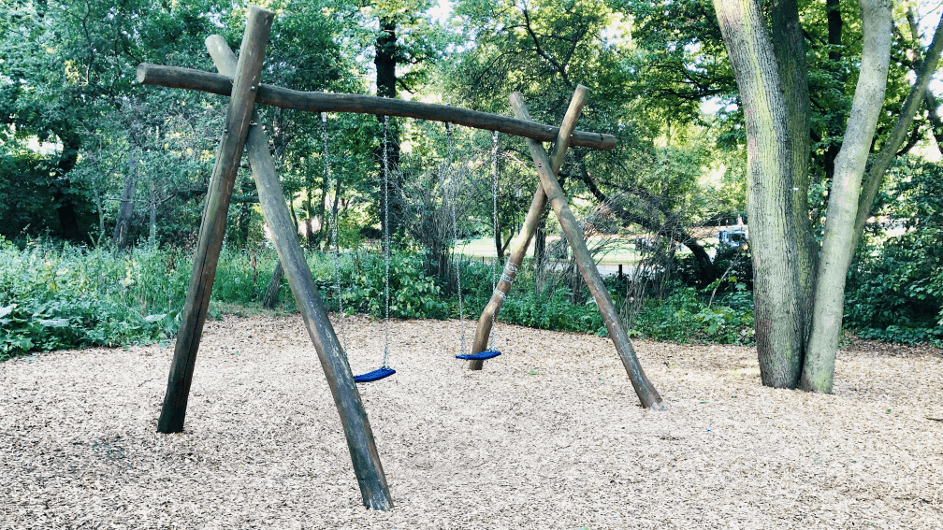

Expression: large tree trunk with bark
xmin=713 ymin=0 xmax=941 ymax=393
xmin=712 ymin=0 xmax=809 ymax=388
xmin=53 ymin=130 xmax=84 ymax=242
xmin=375 ymin=18 xmax=404 ymax=239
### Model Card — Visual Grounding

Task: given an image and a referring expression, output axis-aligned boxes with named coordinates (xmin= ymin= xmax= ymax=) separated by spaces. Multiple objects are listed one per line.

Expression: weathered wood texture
xmin=511 ymin=92 xmax=665 ymax=410
xmin=467 ymin=86 xmax=588 ymax=370
xmin=157 ymin=7 xmax=274 ymax=434
xmin=135 ymin=63 xmax=615 ymax=151
xmin=206 ymin=35 xmax=393 ymax=510
xmin=712 ymin=0 xmax=805 ymax=388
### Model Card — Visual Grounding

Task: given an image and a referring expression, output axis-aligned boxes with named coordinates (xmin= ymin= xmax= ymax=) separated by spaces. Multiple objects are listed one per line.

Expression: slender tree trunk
xmin=533 ymin=216 xmax=547 ymax=291
xmin=820 ymin=0 xmax=845 ymax=184
xmin=854 ymin=14 xmax=943 ymax=245
xmin=375 ymin=18 xmax=403 ymax=239
xmin=494 ymin=217 xmax=504 ymax=263
xmin=93 ymin=182 xmax=105 ymax=242
xmin=303 ymin=192 xmax=314 ymax=246
xmin=263 ymin=259 xmax=284 ymax=309
xmin=149 ymin=181 xmax=158 ymax=244
xmin=114 ymin=152 xmax=138 ymax=250
xmin=713 ymin=0 xmax=806 ymax=388
xmin=577 ymin=161 xmax=719 ymax=284
xmin=906 ymin=10 xmax=943 ymax=148
xmin=802 ymin=0 xmax=892 ymax=392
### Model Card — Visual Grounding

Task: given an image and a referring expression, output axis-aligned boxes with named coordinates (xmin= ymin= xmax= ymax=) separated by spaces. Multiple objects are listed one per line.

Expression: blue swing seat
xmin=353 ymin=367 xmax=396 ymax=383
xmin=456 ymin=350 xmax=502 ymax=361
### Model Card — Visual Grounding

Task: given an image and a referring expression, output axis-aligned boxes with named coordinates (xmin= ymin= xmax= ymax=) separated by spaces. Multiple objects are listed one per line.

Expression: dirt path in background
xmin=2 ymin=315 xmax=941 ymax=529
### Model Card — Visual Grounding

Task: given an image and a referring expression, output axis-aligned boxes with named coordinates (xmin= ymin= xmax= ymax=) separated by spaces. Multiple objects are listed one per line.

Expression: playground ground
xmin=2 ymin=314 xmax=941 ymax=529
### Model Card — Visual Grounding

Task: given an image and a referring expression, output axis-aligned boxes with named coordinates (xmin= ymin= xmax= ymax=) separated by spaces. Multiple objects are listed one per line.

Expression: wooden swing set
xmin=138 ymin=6 xmax=664 ymax=511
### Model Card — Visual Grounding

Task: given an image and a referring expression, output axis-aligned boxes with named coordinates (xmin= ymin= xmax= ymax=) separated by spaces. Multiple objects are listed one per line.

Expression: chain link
xmin=490 ymin=130 xmax=499 ymax=352
xmin=382 ymin=115 xmax=391 ymax=369
xmin=322 ymin=112 xmax=347 ymax=353
xmin=445 ymin=122 xmax=466 ymax=356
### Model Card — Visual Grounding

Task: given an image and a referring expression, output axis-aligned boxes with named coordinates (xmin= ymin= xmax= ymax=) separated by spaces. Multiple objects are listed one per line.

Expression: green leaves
xmin=845 ymin=159 xmax=943 ymax=345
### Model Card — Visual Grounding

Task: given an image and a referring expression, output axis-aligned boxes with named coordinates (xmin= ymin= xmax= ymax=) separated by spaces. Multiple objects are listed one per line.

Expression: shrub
xmin=0 ymin=239 xmax=180 ymax=360
xmin=845 ymin=159 xmax=943 ymax=345
xmin=630 ymin=280 xmax=754 ymax=344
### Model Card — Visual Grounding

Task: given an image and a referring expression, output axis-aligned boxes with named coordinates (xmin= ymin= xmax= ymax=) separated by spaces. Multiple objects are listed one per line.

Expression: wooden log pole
xmin=205 ymin=35 xmax=393 ymax=511
xmin=511 ymin=93 xmax=666 ymax=411
xmin=467 ymin=85 xmax=589 ymax=370
xmin=135 ymin=63 xmax=616 ymax=151
xmin=156 ymin=6 xmax=274 ymax=434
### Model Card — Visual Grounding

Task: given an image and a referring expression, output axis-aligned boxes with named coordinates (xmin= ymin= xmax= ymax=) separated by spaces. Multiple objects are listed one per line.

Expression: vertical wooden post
xmin=157 ymin=6 xmax=275 ymax=434
xmin=467 ymin=86 xmax=588 ymax=370
xmin=511 ymin=93 xmax=666 ymax=410
xmin=205 ymin=35 xmax=393 ymax=510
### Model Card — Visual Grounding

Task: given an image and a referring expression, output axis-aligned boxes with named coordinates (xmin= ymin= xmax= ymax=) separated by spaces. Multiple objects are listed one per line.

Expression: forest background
xmin=2 ymin=0 xmax=943 ymax=375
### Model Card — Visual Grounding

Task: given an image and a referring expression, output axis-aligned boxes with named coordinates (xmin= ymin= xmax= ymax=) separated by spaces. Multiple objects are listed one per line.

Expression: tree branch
xmin=854 ymin=12 xmax=943 ymax=243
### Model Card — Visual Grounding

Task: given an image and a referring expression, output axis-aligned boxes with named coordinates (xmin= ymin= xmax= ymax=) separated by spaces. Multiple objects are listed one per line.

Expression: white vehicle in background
xmin=718 ymin=226 xmax=748 ymax=250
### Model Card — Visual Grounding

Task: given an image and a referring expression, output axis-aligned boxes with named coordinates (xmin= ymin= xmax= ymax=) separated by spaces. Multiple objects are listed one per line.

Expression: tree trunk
xmin=262 ymin=259 xmax=284 ymax=309
xmin=113 ymin=152 xmax=138 ymax=250
xmin=907 ymin=11 xmax=943 ymax=148
xmin=802 ymin=0 xmax=892 ymax=393
xmin=303 ymin=193 xmax=314 ymax=246
xmin=713 ymin=0 xmax=806 ymax=388
xmin=577 ymin=161 xmax=719 ymax=285
xmin=772 ymin=0 xmax=816 ymax=348
xmin=375 ymin=18 xmax=403 ymax=239
xmin=533 ymin=215 xmax=547 ymax=291
xmin=315 ymin=177 xmax=328 ymax=251
xmin=149 ymin=181 xmax=157 ymax=244
xmin=53 ymin=130 xmax=84 ymax=242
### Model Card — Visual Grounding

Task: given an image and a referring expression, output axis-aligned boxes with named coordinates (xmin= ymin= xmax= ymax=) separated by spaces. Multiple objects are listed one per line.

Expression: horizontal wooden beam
xmin=136 ymin=63 xmax=616 ymax=151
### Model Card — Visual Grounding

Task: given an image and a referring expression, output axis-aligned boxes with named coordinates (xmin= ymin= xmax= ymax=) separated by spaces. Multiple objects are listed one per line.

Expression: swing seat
xmin=456 ymin=350 xmax=502 ymax=361
xmin=353 ymin=367 xmax=396 ymax=383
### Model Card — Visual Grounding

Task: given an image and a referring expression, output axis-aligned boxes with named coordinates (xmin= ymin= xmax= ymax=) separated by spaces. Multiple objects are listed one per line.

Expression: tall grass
xmin=0 ymin=238 xmax=758 ymax=361
xmin=0 ymin=238 xmax=280 ymax=360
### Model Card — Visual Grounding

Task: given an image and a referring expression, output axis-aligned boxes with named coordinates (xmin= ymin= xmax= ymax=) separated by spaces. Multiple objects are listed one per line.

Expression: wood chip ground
xmin=2 ymin=314 xmax=942 ymax=529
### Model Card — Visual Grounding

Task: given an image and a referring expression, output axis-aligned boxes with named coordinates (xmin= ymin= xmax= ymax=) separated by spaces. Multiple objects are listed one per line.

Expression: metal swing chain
xmin=490 ymin=130 xmax=499 ymax=352
xmin=381 ymin=115 xmax=392 ymax=369
xmin=445 ymin=123 xmax=466 ymax=356
xmin=322 ymin=112 xmax=347 ymax=353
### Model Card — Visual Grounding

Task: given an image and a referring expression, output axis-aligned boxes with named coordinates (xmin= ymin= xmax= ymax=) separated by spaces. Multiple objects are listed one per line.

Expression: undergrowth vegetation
xmin=0 ymin=237 xmax=760 ymax=361
xmin=845 ymin=159 xmax=943 ymax=346
xmin=6 ymin=220 xmax=942 ymax=361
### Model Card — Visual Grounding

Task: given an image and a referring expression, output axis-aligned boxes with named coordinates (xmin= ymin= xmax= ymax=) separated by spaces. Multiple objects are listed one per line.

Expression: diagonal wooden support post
xmin=467 ymin=86 xmax=588 ymax=370
xmin=206 ymin=35 xmax=393 ymax=511
xmin=157 ymin=6 xmax=274 ymax=434
xmin=511 ymin=93 xmax=666 ymax=411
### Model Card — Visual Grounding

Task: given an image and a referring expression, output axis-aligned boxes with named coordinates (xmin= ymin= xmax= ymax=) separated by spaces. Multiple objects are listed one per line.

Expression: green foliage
xmin=630 ymin=281 xmax=754 ymax=344
xmin=0 ymin=239 xmax=288 ymax=360
xmin=0 ymin=240 xmax=182 ymax=360
xmin=845 ymin=159 xmax=943 ymax=345
xmin=326 ymin=250 xmax=450 ymax=320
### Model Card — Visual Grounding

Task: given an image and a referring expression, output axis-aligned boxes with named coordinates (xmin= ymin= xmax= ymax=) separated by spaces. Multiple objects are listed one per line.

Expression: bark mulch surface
xmin=2 ymin=314 xmax=941 ymax=529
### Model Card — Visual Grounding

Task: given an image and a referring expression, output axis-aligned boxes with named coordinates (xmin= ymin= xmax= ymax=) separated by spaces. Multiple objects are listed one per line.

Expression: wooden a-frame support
xmin=143 ymin=5 xmax=662 ymax=513
xmin=465 ymin=93 xmax=665 ymax=411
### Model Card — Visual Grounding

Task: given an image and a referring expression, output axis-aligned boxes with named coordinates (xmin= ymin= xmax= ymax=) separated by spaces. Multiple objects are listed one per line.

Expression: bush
xmin=630 ymin=280 xmax=754 ymax=344
xmin=327 ymin=250 xmax=450 ymax=320
xmin=845 ymin=159 xmax=943 ymax=345
xmin=0 ymin=239 xmax=182 ymax=360
xmin=0 ymin=239 xmax=282 ymax=360
xmin=0 ymin=236 xmax=759 ymax=361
